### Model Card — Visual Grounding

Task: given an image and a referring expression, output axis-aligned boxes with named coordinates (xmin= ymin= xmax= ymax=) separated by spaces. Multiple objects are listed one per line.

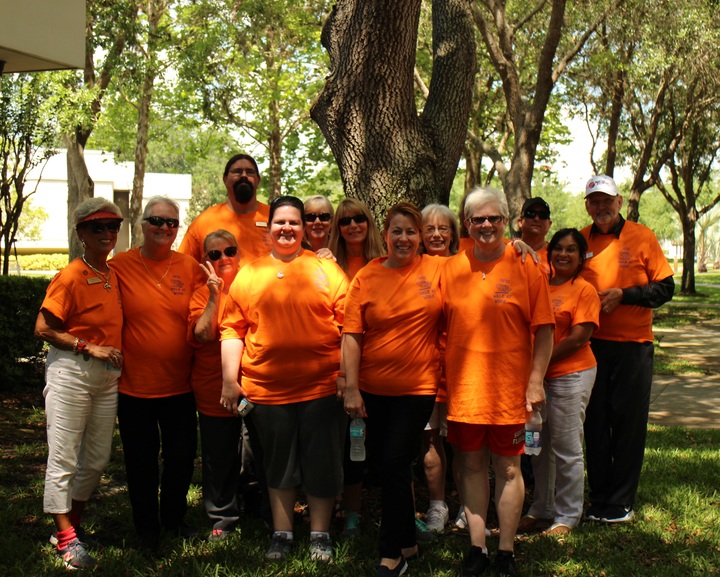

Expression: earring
xmin=81 ymin=239 xmax=86 ymax=248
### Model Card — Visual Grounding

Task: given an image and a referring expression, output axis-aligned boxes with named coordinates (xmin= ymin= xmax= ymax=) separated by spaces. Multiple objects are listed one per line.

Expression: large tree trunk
xmin=268 ymin=98 xmax=283 ymax=200
xmin=311 ymin=0 xmax=475 ymax=223
xmin=65 ymin=134 xmax=94 ymax=260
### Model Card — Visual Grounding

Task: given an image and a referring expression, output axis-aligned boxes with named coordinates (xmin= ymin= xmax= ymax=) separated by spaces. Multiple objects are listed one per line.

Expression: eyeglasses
xmin=304 ymin=212 xmax=332 ymax=223
xmin=87 ymin=221 xmax=121 ymax=234
xmin=467 ymin=215 xmax=504 ymax=225
xmin=424 ymin=225 xmax=451 ymax=235
xmin=338 ymin=214 xmax=369 ymax=227
xmin=523 ymin=210 xmax=551 ymax=220
xmin=206 ymin=246 xmax=238 ymax=261
xmin=228 ymin=168 xmax=257 ymax=177
xmin=144 ymin=216 xmax=180 ymax=229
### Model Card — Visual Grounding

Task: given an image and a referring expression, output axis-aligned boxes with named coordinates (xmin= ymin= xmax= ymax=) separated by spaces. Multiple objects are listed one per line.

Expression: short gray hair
xmin=142 ymin=196 xmax=180 ymax=220
xmin=464 ymin=187 xmax=509 ymax=219
xmin=73 ymin=197 xmax=123 ymax=227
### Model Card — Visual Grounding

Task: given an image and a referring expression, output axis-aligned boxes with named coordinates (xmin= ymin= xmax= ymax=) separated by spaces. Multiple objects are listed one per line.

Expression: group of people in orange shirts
xmin=36 ymin=153 xmax=674 ymax=577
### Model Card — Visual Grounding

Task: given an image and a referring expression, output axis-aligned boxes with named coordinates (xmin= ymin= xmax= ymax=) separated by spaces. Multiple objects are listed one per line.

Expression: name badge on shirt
xmin=585 ymin=252 xmax=594 ymax=259
xmin=255 ymin=221 xmax=267 ymax=227
xmin=87 ymin=277 xmax=102 ymax=285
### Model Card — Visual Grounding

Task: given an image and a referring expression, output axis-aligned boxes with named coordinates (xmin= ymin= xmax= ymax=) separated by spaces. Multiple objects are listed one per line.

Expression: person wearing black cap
xmin=580 ymin=175 xmax=674 ymax=524
xmin=518 ymin=197 xmax=552 ymax=271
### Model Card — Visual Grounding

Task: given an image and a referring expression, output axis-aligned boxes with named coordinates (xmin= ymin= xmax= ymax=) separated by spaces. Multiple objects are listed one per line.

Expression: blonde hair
xmin=73 ymin=197 xmax=122 ymax=227
xmin=328 ymin=198 xmax=385 ymax=274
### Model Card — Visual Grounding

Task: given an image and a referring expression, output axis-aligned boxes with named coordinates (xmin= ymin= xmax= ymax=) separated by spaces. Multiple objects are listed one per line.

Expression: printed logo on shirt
xmin=169 ymin=276 xmax=186 ymax=296
xmin=312 ymin=265 xmax=330 ymax=293
xmin=552 ymin=295 xmax=566 ymax=314
xmin=619 ymin=246 xmax=632 ymax=269
xmin=493 ymin=278 xmax=511 ymax=304
xmin=416 ymin=275 xmax=436 ymax=300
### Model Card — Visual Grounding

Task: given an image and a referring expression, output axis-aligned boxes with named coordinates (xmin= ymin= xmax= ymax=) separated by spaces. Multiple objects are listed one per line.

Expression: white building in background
xmin=18 ymin=150 xmax=192 ymax=254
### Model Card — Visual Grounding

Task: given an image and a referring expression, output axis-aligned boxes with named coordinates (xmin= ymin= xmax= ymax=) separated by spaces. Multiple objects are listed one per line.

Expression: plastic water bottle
xmin=349 ymin=417 xmax=366 ymax=462
xmin=525 ymin=410 xmax=542 ymax=456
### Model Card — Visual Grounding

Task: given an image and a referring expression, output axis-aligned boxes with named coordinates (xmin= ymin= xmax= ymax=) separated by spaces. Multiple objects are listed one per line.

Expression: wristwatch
xmin=74 ymin=338 xmax=88 ymax=355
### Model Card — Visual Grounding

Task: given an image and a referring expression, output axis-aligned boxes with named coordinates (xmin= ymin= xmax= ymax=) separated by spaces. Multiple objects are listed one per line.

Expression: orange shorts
xmin=447 ymin=420 xmax=525 ymax=456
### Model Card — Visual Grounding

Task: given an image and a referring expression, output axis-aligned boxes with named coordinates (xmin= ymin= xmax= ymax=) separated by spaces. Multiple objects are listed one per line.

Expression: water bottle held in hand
xmin=349 ymin=417 xmax=366 ymax=462
xmin=525 ymin=409 xmax=542 ymax=456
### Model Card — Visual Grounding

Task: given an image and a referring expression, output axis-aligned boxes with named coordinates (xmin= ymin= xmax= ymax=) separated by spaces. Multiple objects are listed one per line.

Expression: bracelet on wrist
xmin=338 ymin=371 xmax=346 ymax=378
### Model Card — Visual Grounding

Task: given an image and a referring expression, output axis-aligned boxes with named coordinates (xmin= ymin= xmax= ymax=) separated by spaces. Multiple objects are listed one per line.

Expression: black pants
xmin=198 ymin=412 xmax=242 ymax=532
xmin=118 ymin=392 xmax=197 ymax=538
xmin=584 ymin=339 xmax=653 ymax=510
xmin=362 ymin=392 xmax=435 ymax=559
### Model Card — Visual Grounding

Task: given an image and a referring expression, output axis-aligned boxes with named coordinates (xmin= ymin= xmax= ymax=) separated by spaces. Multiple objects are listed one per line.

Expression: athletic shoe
xmin=584 ymin=504 xmax=605 ymax=521
xmin=265 ymin=533 xmax=293 ymax=561
xmin=414 ymin=516 xmax=436 ymax=543
xmin=374 ymin=557 xmax=408 ymax=577
xmin=341 ymin=510 xmax=361 ymax=539
xmin=493 ymin=550 xmax=516 ymax=577
xmin=461 ymin=546 xmax=491 ymax=577
xmin=58 ymin=538 xmax=97 ymax=570
xmin=208 ymin=528 xmax=232 ymax=542
xmin=455 ymin=507 xmax=468 ymax=529
xmin=309 ymin=533 xmax=333 ymax=563
xmin=425 ymin=503 xmax=449 ymax=532
xmin=600 ymin=506 xmax=635 ymax=523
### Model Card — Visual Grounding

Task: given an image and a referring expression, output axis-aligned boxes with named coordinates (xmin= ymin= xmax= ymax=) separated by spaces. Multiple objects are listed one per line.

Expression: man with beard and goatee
xmin=180 ymin=154 xmax=272 ymax=269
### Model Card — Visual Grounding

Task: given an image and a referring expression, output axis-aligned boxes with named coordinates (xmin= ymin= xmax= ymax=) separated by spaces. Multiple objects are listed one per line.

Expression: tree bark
xmin=66 ymin=133 xmax=94 ymax=260
xmin=311 ymin=0 xmax=475 ymax=223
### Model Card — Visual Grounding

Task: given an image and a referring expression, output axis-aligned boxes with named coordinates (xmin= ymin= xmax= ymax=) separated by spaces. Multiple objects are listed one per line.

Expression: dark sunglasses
xmin=304 ymin=212 xmax=332 ymax=223
xmin=467 ymin=215 xmax=504 ymax=225
xmin=206 ymin=246 xmax=238 ymax=261
xmin=87 ymin=221 xmax=121 ymax=234
xmin=144 ymin=216 xmax=180 ymax=228
xmin=338 ymin=214 xmax=369 ymax=227
xmin=523 ymin=210 xmax=550 ymax=220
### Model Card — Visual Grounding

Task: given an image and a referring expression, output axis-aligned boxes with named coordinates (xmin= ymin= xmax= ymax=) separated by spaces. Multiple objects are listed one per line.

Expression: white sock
xmin=274 ymin=530 xmax=293 ymax=541
xmin=310 ymin=531 xmax=330 ymax=540
xmin=429 ymin=500 xmax=448 ymax=511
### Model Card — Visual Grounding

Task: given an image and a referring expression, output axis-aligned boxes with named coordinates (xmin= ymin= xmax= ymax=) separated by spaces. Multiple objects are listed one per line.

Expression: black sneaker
xmin=584 ymin=503 xmax=605 ymax=521
xmin=493 ymin=550 xmax=516 ymax=577
xmin=265 ymin=533 xmax=293 ymax=561
xmin=600 ymin=506 xmax=635 ymax=523
xmin=374 ymin=557 xmax=408 ymax=577
xmin=461 ymin=546 xmax=491 ymax=577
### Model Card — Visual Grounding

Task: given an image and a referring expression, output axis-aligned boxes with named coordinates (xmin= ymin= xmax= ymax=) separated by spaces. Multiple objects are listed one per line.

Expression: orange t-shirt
xmin=581 ymin=220 xmax=673 ymax=343
xmin=220 ymin=250 xmax=347 ymax=405
xmin=343 ymin=255 xmax=443 ymax=397
xmin=545 ymin=277 xmax=600 ymax=379
xmin=443 ymin=245 xmax=554 ymax=425
xmin=40 ymin=258 xmax=123 ymax=348
xmin=110 ymin=249 xmax=205 ymax=398
xmin=188 ymin=287 xmax=230 ymax=417
xmin=346 ymin=255 xmax=368 ymax=281
xmin=536 ymin=246 xmax=550 ymax=276
xmin=179 ymin=202 xmax=272 ymax=270
xmin=459 ymin=237 xmax=475 ymax=252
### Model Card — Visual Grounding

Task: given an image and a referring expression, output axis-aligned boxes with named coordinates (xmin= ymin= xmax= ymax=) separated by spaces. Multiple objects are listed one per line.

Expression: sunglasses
xmin=467 ymin=215 xmax=504 ymax=225
xmin=304 ymin=212 xmax=332 ymax=223
xmin=87 ymin=221 xmax=121 ymax=234
xmin=523 ymin=210 xmax=551 ymax=220
xmin=338 ymin=214 xmax=369 ymax=227
xmin=144 ymin=216 xmax=180 ymax=228
xmin=206 ymin=246 xmax=238 ymax=261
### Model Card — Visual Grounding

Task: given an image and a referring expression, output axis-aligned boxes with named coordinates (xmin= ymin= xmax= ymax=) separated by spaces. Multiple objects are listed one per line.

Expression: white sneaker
xmin=454 ymin=507 xmax=467 ymax=529
xmin=425 ymin=503 xmax=449 ymax=532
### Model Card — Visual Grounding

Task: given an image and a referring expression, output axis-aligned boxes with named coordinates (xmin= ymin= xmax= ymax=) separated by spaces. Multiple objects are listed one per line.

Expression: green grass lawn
xmin=1 ymin=387 xmax=718 ymax=577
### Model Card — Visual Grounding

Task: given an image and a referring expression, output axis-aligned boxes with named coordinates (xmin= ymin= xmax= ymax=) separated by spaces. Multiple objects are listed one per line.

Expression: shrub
xmin=17 ymin=253 xmax=69 ymax=271
xmin=0 ymin=276 xmax=50 ymax=389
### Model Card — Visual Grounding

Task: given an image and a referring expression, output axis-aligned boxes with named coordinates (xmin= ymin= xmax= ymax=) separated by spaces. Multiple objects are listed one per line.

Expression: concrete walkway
xmin=650 ymin=319 xmax=720 ymax=429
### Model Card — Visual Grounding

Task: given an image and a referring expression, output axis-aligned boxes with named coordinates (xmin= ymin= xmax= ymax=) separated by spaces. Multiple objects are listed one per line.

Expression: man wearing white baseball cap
xmin=580 ymin=174 xmax=674 ymax=523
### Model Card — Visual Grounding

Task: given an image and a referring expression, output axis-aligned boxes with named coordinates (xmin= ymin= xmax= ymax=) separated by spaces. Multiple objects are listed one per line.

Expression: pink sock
xmin=56 ymin=526 xmax=77 ymax=551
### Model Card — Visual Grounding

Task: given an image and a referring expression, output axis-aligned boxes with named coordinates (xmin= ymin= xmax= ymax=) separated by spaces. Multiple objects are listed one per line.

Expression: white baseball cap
xmin=584 ymin=175 xmax=619 ymax=197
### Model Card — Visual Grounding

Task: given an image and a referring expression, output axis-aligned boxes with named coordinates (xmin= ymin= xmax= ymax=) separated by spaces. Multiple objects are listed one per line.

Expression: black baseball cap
xmin=521 ymin=197 xmax=550 ymax=216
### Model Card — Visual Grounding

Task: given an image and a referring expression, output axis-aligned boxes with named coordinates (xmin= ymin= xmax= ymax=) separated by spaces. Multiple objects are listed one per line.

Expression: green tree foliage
xmin=0 ymin=73 xmax=57 ymax=275
xmin=174 ymin=0 xmax=334 ymax=199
